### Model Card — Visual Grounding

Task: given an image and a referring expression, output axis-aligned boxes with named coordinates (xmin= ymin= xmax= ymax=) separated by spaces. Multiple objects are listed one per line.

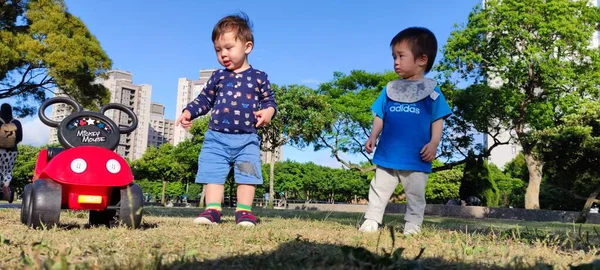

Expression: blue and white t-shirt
xmin=371 ymin=84 xmax=452 ymax=173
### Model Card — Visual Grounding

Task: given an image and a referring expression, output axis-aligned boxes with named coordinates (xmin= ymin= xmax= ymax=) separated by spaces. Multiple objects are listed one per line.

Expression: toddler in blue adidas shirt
xmin=175 ymin=13 xmax=277 ymax=227
xmin=359 ymin=27 xmax=452 ymax=235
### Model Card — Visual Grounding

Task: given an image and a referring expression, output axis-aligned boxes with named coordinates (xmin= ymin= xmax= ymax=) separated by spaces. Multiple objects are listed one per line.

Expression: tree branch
xmin=0 ymin=65 xmax=55 ymax=99
xmin=318 ymin=134 xmax=376 ymax=173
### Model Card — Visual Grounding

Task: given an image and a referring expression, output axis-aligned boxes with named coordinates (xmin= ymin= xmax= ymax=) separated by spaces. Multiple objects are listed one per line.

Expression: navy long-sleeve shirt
xmin=185 ymin=67 xmax=277 ymax=134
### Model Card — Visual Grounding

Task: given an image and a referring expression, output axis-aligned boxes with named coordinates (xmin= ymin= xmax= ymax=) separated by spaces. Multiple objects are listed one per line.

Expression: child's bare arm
xmin=420 ymin=119 xmax=444 ymax=162
xmin=369 ymin=117 xmax=384 ymax=140
xmin=365 ymin=116 xmax=384 ymax=154
xmin=430 ymin=118 xmax=443 ymax=145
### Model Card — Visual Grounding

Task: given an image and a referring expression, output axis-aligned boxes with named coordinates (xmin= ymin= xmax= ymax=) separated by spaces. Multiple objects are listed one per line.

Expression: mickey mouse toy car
xmin=21 ymin=97 xmax=144 ymax=229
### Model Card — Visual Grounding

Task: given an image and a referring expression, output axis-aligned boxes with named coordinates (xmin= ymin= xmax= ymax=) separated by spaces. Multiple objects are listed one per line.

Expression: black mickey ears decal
xmin=39 ymin=97 xmax=139 ymax=150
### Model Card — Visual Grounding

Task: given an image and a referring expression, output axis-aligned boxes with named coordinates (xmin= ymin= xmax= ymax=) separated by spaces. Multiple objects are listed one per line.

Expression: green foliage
xmin=426 ymin=161 xmax=463 ymax=204
xmin=313 ymin=71 xmax=397 ymax=164
xmin=10 ymin=144 xmax=40 ymax=191
xmin=188 ymin=116 xmax=209 ymax=144
xmin=259 ymin=160 xmax=371 ymax=203
xmin=503 ymin=153 xmax=528 ymax=182
xmin=185 ymin=183 xmax=203 ymax=199
xmin=437 ymin=0 xmax=600 ymax=208
xmin=136 ymin=179 xmax=188 ymax=198
xmin=491 ymin=164 xmax=526 ymax=208
xmin=1 ymin=0 xmax=112 ymax=116
xmin=534 ymin=101 xmax=600 ymax=197
xmin=131 ymin=144 xmax=183 ymax=183
xmin=171 ymin=118 xmax=207 ymax=187
xmin=459 ymin=152 xmax=500 ymax=207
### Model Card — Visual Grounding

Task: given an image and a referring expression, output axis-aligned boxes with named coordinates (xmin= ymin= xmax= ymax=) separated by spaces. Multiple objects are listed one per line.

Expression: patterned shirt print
xmin=185 ymin=67 xmax=277 ymax=134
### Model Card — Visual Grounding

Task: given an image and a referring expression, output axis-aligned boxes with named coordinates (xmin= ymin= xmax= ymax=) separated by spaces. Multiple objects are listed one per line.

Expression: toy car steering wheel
xmin=39 ymin=97 xmax=138 ymax=150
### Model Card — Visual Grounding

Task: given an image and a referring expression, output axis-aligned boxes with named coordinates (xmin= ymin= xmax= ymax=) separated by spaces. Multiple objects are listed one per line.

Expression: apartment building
xmin=148 ymin=102 xmax=175 ymax=148
xmin=173 ymin=69 xmax=216 ymax=145
xmin=48 ymin=70 xmax=152 ymax=161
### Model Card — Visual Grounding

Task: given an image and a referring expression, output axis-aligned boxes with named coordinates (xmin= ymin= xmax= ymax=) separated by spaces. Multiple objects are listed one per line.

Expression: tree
xmin=436 ymin=0 xmax=600 ymax=209
xmin=10 ymin=144 xmax=40 ymax=192
xmin=301 ymin=70 xmax=482 ymax=174
xmin=131 ymin=144 xmax=184 ymax=205
xmin=312 ymin=71 xmax=396 ymax=173
xmin=172 ymin=117 xmax=208 ymax=205
xmin=533 ymin=101 xmax=599 ymax=221
xmin=426 ymin=161 xmax=463 ymax=204
xmin=258 ymin=84 xmax=334 ymax=208
xmin=458 ymin=152 xmax=500 ymax=207
xmin=1 ymin=0 xmax=112 ymax=116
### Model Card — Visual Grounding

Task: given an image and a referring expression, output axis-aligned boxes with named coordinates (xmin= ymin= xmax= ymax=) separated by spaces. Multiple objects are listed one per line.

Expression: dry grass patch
xmin=0 ymin=207 xmax=599 ymax=269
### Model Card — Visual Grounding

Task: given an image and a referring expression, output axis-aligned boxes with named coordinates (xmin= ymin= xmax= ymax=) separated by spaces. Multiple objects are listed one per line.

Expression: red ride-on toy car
xmin=21 ymin=97 xmax=144 ymax=229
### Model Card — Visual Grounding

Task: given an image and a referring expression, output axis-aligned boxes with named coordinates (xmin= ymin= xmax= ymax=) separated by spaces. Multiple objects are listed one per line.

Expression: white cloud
xmin=18 ymin=117 xmax=50 ymax=146
xmin=300 ymin=79 xmax=323 ymax=85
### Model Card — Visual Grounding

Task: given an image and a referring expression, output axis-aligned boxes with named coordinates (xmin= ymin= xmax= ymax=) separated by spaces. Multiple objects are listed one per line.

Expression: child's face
xmin=214 ymin=31 xmax=253 ymax=72
xmin=392 ymin=41 xmax=428 ymax=80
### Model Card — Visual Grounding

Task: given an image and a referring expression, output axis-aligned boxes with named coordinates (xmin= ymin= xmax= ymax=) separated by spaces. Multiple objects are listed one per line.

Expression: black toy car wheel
xmin=119 ymin=183 xmax=143 ymax=229
xmin=28 ymin=179 xmax=62 ymax=229
xmin=89 ymin=210 xmax=117 ymax=227
xmin=20 ymin=184 xmax=32 ymax=225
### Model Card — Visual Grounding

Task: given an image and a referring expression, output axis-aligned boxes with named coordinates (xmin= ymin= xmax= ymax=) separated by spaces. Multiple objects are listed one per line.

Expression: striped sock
xmin=236 ymin=203 xmax=252 ymax=212
xmin=206 ymin=202 xmax=222 ymax=212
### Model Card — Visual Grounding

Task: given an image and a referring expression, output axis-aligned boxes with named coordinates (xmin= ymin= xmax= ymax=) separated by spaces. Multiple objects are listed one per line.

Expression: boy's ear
xmin=417 ymin=54 xmax=428 ymax=68
xmin=244 ymin=41 xmax=253 ymax=54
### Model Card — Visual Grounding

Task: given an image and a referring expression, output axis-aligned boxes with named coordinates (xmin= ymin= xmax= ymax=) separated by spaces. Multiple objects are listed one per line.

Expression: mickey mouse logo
xmin=39 ymin=97 xmax=138 ymax=150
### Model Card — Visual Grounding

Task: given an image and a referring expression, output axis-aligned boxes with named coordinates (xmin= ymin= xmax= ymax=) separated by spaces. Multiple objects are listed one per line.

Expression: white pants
xmin=0 ymin=149 xmax=17 ymax=187
xmin=364 ymin=166 xmax=428 ymax=226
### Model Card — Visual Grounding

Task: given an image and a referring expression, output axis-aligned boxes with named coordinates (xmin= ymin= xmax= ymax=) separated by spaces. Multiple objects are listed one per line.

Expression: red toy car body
xmin=33 ymin=146 xmax=133 ymax=210
xmin=21 ymin=97 xmax=144 ymax=229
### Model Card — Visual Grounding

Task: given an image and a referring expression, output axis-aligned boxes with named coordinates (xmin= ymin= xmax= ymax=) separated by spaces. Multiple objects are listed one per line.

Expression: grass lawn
xmin=1 ymin=206 xmax=600 ymax=269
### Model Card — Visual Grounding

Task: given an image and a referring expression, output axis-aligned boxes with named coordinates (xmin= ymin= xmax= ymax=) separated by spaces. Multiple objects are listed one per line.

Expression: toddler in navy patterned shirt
xmin=175 ymin=12 xmax=277 ymax=227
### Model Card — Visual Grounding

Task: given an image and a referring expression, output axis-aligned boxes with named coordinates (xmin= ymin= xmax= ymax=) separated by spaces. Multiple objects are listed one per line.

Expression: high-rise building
xmin=95 ymin=70 xmax=151 ymax=161
xmin=48 ymin=70 xmax=152 ymax=161
xmin=482 ymin=0 xmax=599 ymax=169
xmin=148 ymin=102 xmax=175 ymax=148
xmin=260 ymin=140 xmax=284 ymax=164
xmin=47 ymin=90 xmax=71 ymax=145
xmin=173 ymin=69 xmax=216 ymax=145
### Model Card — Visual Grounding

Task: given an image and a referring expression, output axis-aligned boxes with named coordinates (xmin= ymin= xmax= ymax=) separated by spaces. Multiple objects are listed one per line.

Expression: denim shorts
xmin=195 ymin=129 xmax=263 ymax=185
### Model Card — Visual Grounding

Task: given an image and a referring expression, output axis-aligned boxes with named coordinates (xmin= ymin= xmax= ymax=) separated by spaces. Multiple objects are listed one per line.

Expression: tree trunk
xmin=268 ymin=154 xmax=275 ymax=209
xmin=524 ymin=152 xmax=543 ymax=209
xmin=199 ymin=186 xmax=206 ymax=208
xmin=161 ymin=181 xmax=167 ymax=205
xmin=576 ymin=186 xmax=600 ymax=223
xmin=305 ymin=190 xmax=310 ymax=205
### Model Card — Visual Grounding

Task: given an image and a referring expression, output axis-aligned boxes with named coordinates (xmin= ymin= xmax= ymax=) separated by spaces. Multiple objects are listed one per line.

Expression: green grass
xmin=1 ymin=207 xmax=600 ymax=269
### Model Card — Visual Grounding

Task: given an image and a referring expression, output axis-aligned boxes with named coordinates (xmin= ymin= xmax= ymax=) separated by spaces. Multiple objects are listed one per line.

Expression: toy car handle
xmin=39 ymin=97 xmax=83 ymax=128
xmin=99 ymin=103 xmax=138 ymax=134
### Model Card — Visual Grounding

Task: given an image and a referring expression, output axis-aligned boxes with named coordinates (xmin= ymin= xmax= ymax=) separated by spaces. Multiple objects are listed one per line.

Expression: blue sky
xmin=15 ymin=0 xmax=482 ymax=167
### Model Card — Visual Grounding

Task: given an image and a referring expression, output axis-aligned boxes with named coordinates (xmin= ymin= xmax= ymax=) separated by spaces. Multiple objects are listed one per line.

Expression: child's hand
xmin=365 ymin=137 xmax=377 ymax=154
xmin=175 ymin=110 xmax=193 ymax=130
xmin=420 ymin=141 xmax=438 ymax=162
xmin=254 ymin=107 xmax=275 ymax=127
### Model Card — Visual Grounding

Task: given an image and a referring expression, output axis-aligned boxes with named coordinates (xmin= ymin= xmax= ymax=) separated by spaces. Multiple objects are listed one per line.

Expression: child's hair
xmin=212 ymin=12 xmax=254 ymax=44
xmin=390 ymin=27 xmax=438 ymax=73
